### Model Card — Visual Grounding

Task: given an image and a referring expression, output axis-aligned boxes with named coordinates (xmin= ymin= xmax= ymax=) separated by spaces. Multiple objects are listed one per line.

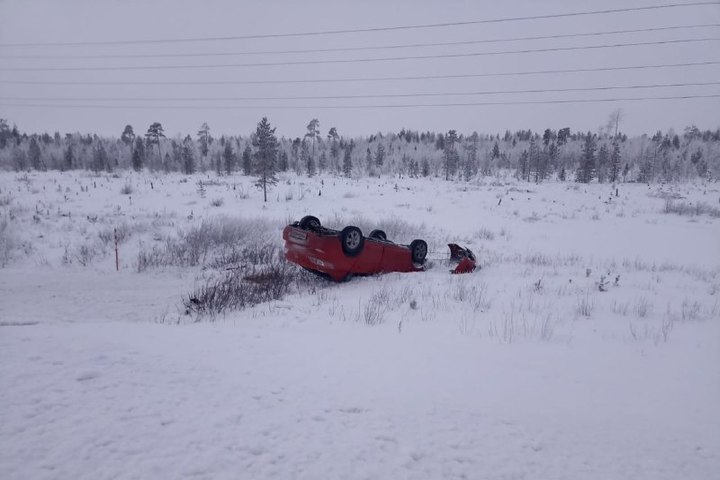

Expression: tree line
xmin=0 ymin=116 xmax=717 ymax=195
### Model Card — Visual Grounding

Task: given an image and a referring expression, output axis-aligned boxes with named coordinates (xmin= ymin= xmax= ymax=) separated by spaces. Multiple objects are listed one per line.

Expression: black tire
xmin=340 ymin=226 xmax=364 ymax=257
xmin=299 ymin=215 xmax=321 ymax=231
xmin=410 ymin=239 xmax=428 ymax=264
xmin=369 ymin=229 xmax=387 ymax=241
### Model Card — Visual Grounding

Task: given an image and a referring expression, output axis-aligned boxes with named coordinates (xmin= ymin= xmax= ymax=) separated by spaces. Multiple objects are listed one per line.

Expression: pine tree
xmin=343 ymin=141 xmax=354 ymax=177
xmin=145 ymin=122 xmax=165 ymax=169
xmin=0 ymin=119 xmax=10 ymax=149
xmin=597 ymin=144 xmax=609 ymax=183
xmin=92 ymin=143 xmax=108 ymax=173
xmin=28 ymin=136 xmax=42 ymax=170
xmin=253 ymin=117 xmax=279 ymax=202
xmin=491 ymin=141 xmax=500 ymax=160
xmin=319 ymin=151 xmax=327 ymax=173
xmin=529 ymin=137 xmax=540 ymax=182
xmin=222 ymin=142 xmax=235 ymax=175
xmin=305 ymin=118 xmax=320 ymax=170
xmin=121 ymin=125 xmax=135 ymax=163
xmin=278 ymin=150 xmax=289 ymax=172
xmin=609 ymin=141 xmax=621 ymax=183
xmin=518 ymin=150 xmax=529 ymax=180
xmin=421 ymin=157 xmax=430 ymax=177
xmin=300 ymin=140 xmax=315 ymax=177
xmin=132 ymin=137 xmax=145 ymax=171
xmin=197 ymin=123 xmax=211 ymax=160
xmin=443 ymin=130 xmax=459 ymax=180
xmin=12 ymin=147 xmax=26 ymax=171
xmin=328 ymin=127 xmax=340 ymax=172
xmin=182 ymin=137 xmax=195 ymax=175
xmin=63 ymin=145 xmax=74 ymax=171
xmin=576 ymin=132 xmax=597 ymax=183
xmin=242 ymin=145 xmax=253 ymax=175
xmin=375 ymin=142 xmax=385 ymax=168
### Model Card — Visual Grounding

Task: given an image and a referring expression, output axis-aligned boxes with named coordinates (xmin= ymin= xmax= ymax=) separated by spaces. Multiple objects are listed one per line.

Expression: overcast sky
xmin=0 ymin=0 xmax=718 ymax=139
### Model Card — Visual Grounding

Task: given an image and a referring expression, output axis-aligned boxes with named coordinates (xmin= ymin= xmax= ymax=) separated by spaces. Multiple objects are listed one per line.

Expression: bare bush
xmin=681 ymin=299 xmax=702 ymax=322
xmin=576 ymin=291 xmax=595 ymax=317
xmin=663 ymin=199 xmax=720 ymax=218
xmin=120 ymin=183 xmax=133 ymax=195
xmin=210 ymin=198 xmax=224 ymax=207
xmin=0 ymin=218 xmax=16 ymax=267
xmin=183 ymin=260 xmax=296 ymax=317
xmin=98 ymin=223 xmax=132 ymax=246
xmin=136 ymin=217 xmax=277 ymax=270
xmin=633 ymin=297 xmax=653 ymax=318
xmin=474 ymin=227 xmax=495 ymax=241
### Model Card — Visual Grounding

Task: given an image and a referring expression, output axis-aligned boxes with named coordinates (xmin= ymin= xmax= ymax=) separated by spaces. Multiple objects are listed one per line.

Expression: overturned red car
xmin=282 ymin=215 xmax=428 ymax=282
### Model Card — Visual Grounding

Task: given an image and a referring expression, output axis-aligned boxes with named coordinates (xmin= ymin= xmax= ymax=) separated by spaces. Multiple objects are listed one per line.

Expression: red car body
xmin=282 ymin=220 xmax=426 ymax=282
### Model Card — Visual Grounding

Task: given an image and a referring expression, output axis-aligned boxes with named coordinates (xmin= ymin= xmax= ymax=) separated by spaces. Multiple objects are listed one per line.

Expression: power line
xmin=1 ymin=94 xmax=718 ymax=109
xmin=3 ymin=81 xmax=717 ymax=102
xmin=1 ymin=1 xmax=716 ymax=47
xmin=2 ymin=24 xmax=718 ymax=59
xmin=1 ymin=38 xmax=716 ymax=71
xmin=0 ymin=61 xmax=716 ymax=86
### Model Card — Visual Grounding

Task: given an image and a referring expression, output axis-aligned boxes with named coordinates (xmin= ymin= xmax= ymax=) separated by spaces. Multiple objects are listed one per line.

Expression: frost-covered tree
xmin=576 ymin=132 xmax=597 ymax=183
xmin=253 ymin=117 xmax=279 ymax=202
xmin=182 ymin=136 xmax=195 ymax=175
xmin=597 ymin=144 xmax=609 ymax=183
xmin=121 ymin=125 xmax=135 ymax=162
xmin=343 ymin=141 xmax=354 ymax=177
xmin=197 ymin=122 xmax=211 ymax=160
xmin=28 ymin=136 xmax=42 ymax=170
xmin=91 ymin=143 xmax=108 ymax=173
xmin=132 ymin=137 xmax=145 ymax=171
xmin=222 ymin=141 xmax=235 ymax=175
xmin=375 ymin=142 xmax=385 ymax=168
xmin=305 ymin=118 xmax=320 ymax=168
xmin=242 ymin=144 xmax=252 ymax=175
xmin=443 ymin=130 xmax=459 ymax=180
xmin=328 ymin=127 xmax=340 ymax=172
xmin=609 ymin=141 xmax=621 ymax=183
xmin=145 ymin=122 xmax=165 ymax=168
xmin=63 ymin=145 xmax=74 ymax=171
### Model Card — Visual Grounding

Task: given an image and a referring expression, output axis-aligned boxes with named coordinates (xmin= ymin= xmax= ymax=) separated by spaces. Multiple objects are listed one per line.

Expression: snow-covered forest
xmin=1 ymin=117 xmax=718 ymax=183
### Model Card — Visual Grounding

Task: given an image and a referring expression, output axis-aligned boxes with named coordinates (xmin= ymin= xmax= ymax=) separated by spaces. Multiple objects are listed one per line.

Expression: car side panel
xmin=378 ymin=242 xmax=416 ymax=272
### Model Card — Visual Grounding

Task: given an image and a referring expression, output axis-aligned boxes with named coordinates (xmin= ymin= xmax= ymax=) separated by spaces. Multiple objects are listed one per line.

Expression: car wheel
xmin=340 ymin=226 xmax=364 ymax=257
xmin=410 ymin=239 xmax=428 ymax=264
xmin=299 ymin=215 xmax=321 ymax=231
xmin=369 ymin=229 xmax=387 ymax=241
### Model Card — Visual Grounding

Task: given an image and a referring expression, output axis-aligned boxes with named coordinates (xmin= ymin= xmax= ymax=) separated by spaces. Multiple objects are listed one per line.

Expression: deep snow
xmin=1 ymin=170 xmax=719 ymax=479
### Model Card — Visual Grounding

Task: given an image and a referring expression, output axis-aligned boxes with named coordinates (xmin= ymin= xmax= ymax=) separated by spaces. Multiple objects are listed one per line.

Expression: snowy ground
xmin=1 ymin=170 xmax=719 ymax=479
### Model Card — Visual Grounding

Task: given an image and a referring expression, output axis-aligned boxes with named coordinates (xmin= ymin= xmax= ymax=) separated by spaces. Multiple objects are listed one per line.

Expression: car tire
xmin=340 ymin=226 xmax=364 ymax=257
xmin=369 ymin=229 xmax=387 ymax=241
xmin=410 ymin=239 xmax=428 ymax=264
xmin=299 ymin=215 xmax=321 ymax=231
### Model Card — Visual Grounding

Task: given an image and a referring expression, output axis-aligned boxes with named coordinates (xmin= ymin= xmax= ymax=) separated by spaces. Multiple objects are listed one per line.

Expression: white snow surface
xmin=1 ymin=171 xmax=719 ymax=479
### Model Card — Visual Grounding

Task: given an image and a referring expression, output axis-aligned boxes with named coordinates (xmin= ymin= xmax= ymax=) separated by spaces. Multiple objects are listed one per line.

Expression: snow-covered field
xmin=1 ymin=170 xmax=719 ymax=479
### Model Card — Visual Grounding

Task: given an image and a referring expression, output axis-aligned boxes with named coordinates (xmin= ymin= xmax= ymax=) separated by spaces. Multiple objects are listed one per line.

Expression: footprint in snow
xmin=76 ymin=371 xmax=101 ymax=382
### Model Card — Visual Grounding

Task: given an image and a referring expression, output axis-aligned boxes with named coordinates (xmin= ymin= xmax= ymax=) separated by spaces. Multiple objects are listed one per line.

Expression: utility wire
xmin=2 ymin=24 xmax=718 ymax=59
xmin=0 ymin=1 xmax=716 ymax=47
xmin=1 ymin=94 xmax=718 ymax=109
xmin=0 ymin=61 xmax=716 ymax=86
xmin=3 ymin=81 xmax=717 ymax=102
xmin=1 ymin=38 xmax=716 ymax=71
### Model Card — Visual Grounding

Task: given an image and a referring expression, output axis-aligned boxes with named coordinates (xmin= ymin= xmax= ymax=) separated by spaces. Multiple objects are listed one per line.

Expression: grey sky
xmin=0 ymin=0 xmax=718 ymax=139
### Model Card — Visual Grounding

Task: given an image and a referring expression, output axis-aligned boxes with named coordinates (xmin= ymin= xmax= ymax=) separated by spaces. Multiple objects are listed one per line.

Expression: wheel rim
xmin=414 ymin=243 xmax=427 ymax=260
xmin=345 ymin=230 xmax=361 ymax=249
